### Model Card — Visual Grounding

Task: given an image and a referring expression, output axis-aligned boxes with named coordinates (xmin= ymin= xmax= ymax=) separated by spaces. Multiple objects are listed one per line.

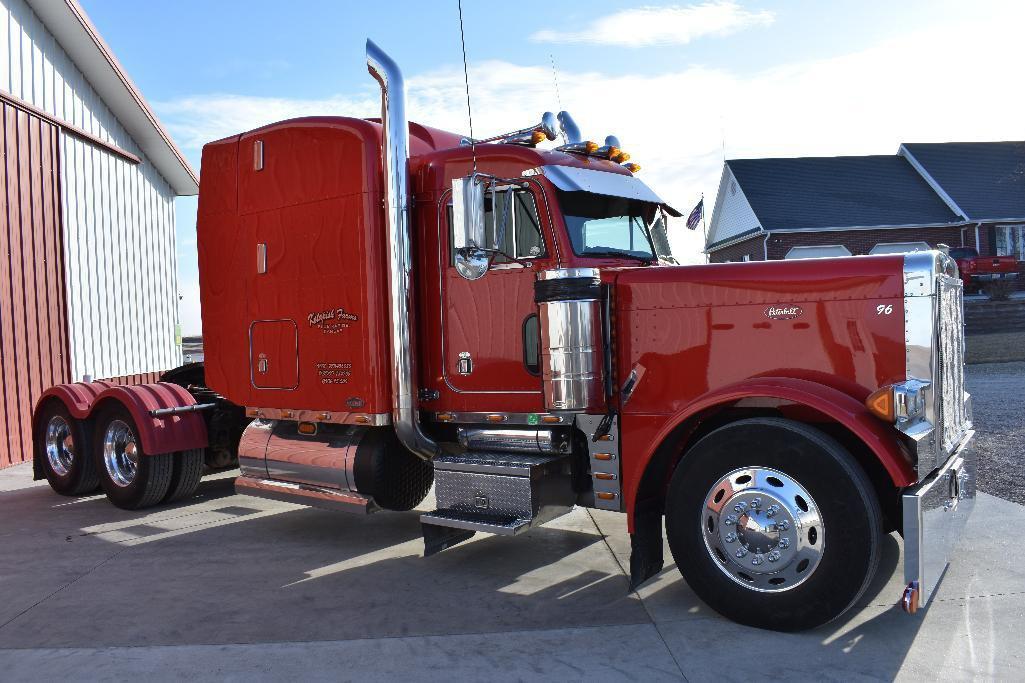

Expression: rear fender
xmin=34 ymin=382 xmax=208 ymax=458
xmin=627 ymin=376 xmax=916 ymax=529
xmin=91 ymin=383 xmax=208 ymax=455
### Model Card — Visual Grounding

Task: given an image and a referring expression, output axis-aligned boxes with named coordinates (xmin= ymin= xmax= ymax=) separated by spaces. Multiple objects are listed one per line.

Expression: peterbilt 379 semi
xmin=31 ymin=41 xmax=975 ymax=631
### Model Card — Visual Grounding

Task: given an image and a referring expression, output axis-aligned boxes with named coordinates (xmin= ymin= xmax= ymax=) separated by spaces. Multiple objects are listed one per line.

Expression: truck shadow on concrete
xmin=0 ymin=478 xmax=945 ymax=678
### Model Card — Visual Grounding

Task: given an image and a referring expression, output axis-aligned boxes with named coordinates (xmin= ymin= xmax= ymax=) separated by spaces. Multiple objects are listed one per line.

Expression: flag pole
xmin=701 ymin=193 xmax=708 ymax=264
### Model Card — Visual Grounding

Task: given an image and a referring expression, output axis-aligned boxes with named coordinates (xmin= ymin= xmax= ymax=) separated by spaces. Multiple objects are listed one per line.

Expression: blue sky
xmin=79 ymin=0 xmax=1024 ymax=334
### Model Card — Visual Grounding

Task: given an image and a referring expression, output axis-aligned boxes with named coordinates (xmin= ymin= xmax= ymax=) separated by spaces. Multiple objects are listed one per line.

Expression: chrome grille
xmin=936 ymin=276 xmax=967 ymax=453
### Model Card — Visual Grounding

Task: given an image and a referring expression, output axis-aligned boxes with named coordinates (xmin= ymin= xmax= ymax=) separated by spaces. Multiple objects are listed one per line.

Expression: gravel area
xmin=967 ymin=361 xmax=1025 ymax=505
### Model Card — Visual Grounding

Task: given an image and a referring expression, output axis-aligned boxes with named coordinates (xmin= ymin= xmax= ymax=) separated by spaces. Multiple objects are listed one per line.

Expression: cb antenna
xmin=458 ymin=0 xmax=477 ymax=175
xmin=549 ymin=53 xmax=564 ymax=142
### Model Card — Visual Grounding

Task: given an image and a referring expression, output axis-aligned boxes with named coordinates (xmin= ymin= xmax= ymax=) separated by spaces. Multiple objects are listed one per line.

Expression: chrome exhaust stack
xmin=366 ymin=39 xmax=439 ymax=460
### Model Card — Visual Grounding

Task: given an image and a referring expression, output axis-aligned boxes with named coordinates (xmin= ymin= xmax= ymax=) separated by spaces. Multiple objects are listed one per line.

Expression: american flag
xmin=685 ymin=198 xmax=704 ymax=230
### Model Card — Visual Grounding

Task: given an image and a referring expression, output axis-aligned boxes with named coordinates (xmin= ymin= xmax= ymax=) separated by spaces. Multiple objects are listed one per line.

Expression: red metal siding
xmin=0 ymin=104 xmax=68 ymax=467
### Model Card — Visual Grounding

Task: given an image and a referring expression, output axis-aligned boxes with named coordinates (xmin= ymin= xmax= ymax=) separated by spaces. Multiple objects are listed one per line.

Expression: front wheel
xmin=665 ymin=417 xmax=882 ymax=632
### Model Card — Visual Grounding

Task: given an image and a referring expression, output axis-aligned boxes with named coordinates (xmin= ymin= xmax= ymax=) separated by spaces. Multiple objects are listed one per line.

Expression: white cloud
xmin=531 ymin=2 xmax=774 ymax=47
xmin=160 ymin=9 xmax=1025 ymax=334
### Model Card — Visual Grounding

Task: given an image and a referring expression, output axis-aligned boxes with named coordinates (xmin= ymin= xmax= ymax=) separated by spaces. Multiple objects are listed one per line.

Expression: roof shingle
xmin=726 ymin=155 xmax=961 ymax=231
xmin=902 ymin=141 xmax=1025 ymax=221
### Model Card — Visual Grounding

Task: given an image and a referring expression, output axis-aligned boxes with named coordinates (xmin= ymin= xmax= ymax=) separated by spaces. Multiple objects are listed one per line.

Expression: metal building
xmin=0 ymin=0 xmax=197 ymax=467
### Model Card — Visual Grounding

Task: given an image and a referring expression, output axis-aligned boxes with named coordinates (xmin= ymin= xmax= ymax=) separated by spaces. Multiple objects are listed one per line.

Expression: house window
xmin=996 ymin=225 xmax=1025 ymax=260
xmin=868 ymin=241 xmax=931 ymax=255
xmin=785 ymin=245 xmax=852 ymax=260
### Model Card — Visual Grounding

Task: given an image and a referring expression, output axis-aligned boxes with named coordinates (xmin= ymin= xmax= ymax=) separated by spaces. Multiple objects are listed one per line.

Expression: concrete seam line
xmin=583 ymin=508 xmax=690 ymax=682
xmin=0 ymin=547 xmax=129 ymax=632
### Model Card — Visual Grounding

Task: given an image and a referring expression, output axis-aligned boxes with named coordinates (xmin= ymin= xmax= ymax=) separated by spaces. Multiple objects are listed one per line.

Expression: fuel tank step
xmin=421 ymin=451 xmax=576 ymax=554
xmin=235 ymin=475 xmax=378 ymax=514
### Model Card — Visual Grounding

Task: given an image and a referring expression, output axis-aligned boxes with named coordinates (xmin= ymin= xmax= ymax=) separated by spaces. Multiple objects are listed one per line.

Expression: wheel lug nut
xmin=751 ymin=497 xmax=762 ymax=509
xmin=751 ymin=554 xmax=764 ymax=566
xmin=767 ymin=550 xmax=781 ymax=562
xmin=766 ymin=504 xmax=781 ymax=518
xmin=733 ymin=502 xmax=748 ymax=514
xmin=724 ymin=532 xmax=738 ymax=543
xmin=776 ymin=519 xmax=790 ymax=531
xmin=724 ymin=515 xmax=737 ymax=526
xmin=778 ymin=538 xmax=790 ymax=549
xmin=735 ymin=547 xmax=748 ymax=558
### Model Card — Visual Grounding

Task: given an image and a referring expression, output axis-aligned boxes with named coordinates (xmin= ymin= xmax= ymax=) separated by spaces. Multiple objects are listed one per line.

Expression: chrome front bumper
xmin=901 ymin=429 xmax=976 ymax=613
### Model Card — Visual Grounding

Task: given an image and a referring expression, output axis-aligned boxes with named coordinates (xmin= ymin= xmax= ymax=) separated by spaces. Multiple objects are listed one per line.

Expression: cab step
xmin=421 ymin=451 xmax=576 ymax=555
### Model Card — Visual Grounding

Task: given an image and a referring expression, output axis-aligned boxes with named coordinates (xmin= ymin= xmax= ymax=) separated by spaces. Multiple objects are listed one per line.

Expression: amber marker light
xmin=584 ymin=140 xmax=599 ymax=153
xmin=297 ymin=421 xmax=318 ymax=435
xmin=531 ymin=130 xmax=546 ymax=145
xmin=865 ymin=386 xmax=896 ymax=422
xmin=437 ymin=413 xmax=454 ymax=422
xmin=623 ymin=162 xmax=641 ymax=173
xmin=612 ymin=150 xmax=631 ymax=163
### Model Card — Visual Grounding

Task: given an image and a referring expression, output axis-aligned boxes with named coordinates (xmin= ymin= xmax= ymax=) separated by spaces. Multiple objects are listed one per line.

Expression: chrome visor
xmin=541 ymin=165 xmax=681 ymax=216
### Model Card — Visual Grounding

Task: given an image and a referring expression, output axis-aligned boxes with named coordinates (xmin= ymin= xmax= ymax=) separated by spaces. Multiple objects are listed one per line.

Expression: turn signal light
xmin=623 ymin=162 xmax=641 ymax=173
xmin=865 ymin=386 xmax=895 ymax=422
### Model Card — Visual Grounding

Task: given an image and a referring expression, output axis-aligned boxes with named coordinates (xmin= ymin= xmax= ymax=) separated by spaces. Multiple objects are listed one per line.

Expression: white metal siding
xmin=707 ymin=165 xmax=762 ymax=246
xmin=0 ymin=0 xmax=180 ymax=381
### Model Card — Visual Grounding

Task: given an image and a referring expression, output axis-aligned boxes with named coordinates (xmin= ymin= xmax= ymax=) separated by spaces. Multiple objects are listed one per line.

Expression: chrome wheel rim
xmin=701 ymin=467 xmax=824 ymax=592
xmin=103 ymin=419 xmax=139 ymax=487
xmin=45 ymin=415 xmax=75 ymax=477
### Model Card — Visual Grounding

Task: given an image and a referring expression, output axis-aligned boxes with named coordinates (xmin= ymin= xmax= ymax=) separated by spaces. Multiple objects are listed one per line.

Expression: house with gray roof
xmin=705 ymin=141 xmax=1025 ymax=267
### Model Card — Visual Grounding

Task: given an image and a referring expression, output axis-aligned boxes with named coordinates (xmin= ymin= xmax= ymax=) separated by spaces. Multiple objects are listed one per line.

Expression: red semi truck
xmin=30 ymin=41 xmax=975 ymax=631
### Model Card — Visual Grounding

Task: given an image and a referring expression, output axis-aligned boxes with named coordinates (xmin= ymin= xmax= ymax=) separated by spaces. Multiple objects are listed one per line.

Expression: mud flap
xmin=629 ymin=501 xmax=664 ymax=589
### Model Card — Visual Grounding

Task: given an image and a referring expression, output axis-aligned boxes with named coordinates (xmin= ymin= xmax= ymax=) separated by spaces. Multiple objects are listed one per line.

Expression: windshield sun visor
xmin=541 ymin=165 xmax=682 ymax=217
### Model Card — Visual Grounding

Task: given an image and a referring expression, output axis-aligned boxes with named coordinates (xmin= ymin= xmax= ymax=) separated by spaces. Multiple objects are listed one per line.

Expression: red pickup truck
xmin=949 ymin=247 xmax=1018 ymax=292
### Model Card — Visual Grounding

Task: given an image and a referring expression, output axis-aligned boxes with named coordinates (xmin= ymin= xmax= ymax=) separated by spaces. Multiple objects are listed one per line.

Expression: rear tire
xmin=33 ymin=400 xmax=99 ymax=496
xmin=93 ymin=404 xmax=173 ymax=510
xmin=164 ymin=448 xmax=205 ymax=503
xmin=665 ymin=417 xmax=882 ymax=632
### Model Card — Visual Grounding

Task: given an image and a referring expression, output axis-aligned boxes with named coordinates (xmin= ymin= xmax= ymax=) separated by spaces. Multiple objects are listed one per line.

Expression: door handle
xmin=457 ymin=352 xmax=473 ymax=375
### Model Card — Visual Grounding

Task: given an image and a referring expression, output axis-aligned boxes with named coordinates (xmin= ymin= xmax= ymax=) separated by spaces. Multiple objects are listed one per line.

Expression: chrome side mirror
xmin=452 ymin=175 xmax=489 ymax=281
xmin=452 ymin=175 xmax=486 ymax=251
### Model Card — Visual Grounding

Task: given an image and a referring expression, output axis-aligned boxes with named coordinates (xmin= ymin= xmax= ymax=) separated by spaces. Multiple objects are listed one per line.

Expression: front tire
xmin=665 ymin=417 xmax=882 ymax=632
xmin=93 ymin=405 xmax=173 ymax=510
xmin=34 ymin=400 xmax=99 ymax=496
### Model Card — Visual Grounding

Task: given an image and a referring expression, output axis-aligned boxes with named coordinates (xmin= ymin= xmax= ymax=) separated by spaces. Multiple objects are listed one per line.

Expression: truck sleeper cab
xmin=31 ymin=40 xmax=975 ymax=632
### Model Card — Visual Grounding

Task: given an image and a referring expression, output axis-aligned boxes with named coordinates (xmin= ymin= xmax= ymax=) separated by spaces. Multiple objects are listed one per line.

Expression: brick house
xmin=705 ymin=141 xmax=1025 ymax=273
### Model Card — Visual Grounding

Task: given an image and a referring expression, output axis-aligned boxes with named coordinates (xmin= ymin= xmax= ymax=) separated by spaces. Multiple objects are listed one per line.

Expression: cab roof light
xmin=623 ymin=162 xmax=641 ymax=173
xmin=612 ymin=150 xmax=630 ymax=163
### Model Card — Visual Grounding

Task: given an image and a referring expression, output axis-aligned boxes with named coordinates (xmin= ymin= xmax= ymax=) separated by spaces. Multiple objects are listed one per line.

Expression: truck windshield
xmin=557 ymin=190 xmax=669 ymax=261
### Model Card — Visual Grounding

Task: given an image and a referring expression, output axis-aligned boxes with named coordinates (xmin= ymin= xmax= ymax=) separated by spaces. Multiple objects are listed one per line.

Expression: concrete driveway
xmin=0 ymin=459 xmax=1022 ymax=681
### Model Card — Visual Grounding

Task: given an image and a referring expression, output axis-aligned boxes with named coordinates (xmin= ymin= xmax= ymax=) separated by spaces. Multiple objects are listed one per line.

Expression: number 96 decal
xmin=876 ymin=304 xmax=894 ymax=315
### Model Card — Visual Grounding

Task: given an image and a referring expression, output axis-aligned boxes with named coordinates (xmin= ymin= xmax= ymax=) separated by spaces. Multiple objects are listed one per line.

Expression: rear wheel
xmin=164 ymin=448 xmax=205 ymax=503
xmin=665 ymin=417 xmax=882 ymax=632
xmin=34 ymin=400 xmax=99 ymax=496
xmin=93 ymin=405 xmax=173 ymax=510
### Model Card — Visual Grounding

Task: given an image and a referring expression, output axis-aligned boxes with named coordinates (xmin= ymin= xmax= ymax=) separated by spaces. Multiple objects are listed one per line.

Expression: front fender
xmin=625 ymin=376 xmax=916 ymax=528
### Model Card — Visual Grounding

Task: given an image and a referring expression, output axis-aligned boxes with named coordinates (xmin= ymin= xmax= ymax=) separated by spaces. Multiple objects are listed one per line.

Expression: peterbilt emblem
xmin=346 ymin=396 xmax=365 ymax=409
xmin=764 ymin=305 xmax=803 ymax=321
